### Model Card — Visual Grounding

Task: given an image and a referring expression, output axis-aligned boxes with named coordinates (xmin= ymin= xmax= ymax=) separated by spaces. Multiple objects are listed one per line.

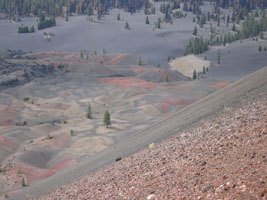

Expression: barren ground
xmin=0 ymin=2 xmax=266 ymax=199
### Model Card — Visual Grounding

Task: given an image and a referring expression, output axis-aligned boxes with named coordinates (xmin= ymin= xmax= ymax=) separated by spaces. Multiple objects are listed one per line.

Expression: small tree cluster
xmin=38 ymin=13 xmax=56 ymax=30
xmin=18 ymin=25 xmax=34 ymax=34
xmin=186 ymin=37 xmax=209 ymax=55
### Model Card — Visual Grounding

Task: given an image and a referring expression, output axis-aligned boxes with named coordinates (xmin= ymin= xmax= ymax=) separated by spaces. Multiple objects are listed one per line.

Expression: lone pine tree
xmin=22 ymin=177 xmax=26 ymax=187
xmin=125 ymin=21 xmax=130 ymax=30
xmin=146 ymin=16 xmax=149 ymax=24
xmin=193 ymin=69 xmax=197 ymax=80
xmin=86 ymin=103 xmax=92 ymax=119
xmin=103 ymin=110 xmax=111 ymax=128
xmin=193 ymin=26 xmax=197 ymax=36
xmin=139 ymin=56 xmax=142 ymax=66
xmin=217 ymin=50 xmax=221 ymax=64
xmin=203 ymin=66 xmax=206 ymax=74
xmin=165 ymin=74 xmax=169 ymax=82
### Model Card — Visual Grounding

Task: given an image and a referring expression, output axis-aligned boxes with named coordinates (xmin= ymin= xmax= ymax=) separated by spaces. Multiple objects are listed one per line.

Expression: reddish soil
xmin=66 ymin=57 xmax=89 ymax=64
xmin=164 ymin=98 xmax=189 ymax=107
xmin=211 ymin=82 xmax=232 ymax=89
xmin=131 ymin=66 xmax=150 ymax=75
xmin=37 ymin=52 xmax=68 ymax=59
xmin=109 ymin=54 xmax=129 ymax=65
xmin=0 ymin=136 xmax=18 ymax=150
xmin=0 ymin=105 xmax=17 ymax=113
xmin=50 ymin=158 xmax=78 ymax=171
xmin=130 ymin=92 xmax=146 ymax=97
xmin=157 ymin=103 xmax=171 ymax=111
xmin=98 ymin=77 xmax=156 ymax=89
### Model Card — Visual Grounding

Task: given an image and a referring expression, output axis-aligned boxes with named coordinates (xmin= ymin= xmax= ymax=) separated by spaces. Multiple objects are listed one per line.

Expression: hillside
xmin=40 ymin=95 xmax=267 ymax=200
xmin=8 ymin=66 xmax=267 ymax=200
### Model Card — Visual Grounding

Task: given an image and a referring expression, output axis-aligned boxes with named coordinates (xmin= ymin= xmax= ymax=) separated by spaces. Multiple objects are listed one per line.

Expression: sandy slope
xmin=169 ymin=55 xmax=211 ymax=78
xmin=8 ymin=66 xmax=267 ymax=200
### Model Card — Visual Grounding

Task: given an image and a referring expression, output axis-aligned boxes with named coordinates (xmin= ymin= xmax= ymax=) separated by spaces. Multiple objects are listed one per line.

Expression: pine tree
xmin=117 ymin=13 xmax=120 ymax=20
xmin=80 ymin=50 xmax=83 ymax=58
xmin=260 ymin=32 xmax=264 ymax=39
xmin=232 ymin=23 xmax=236 ymax=31
xmin=87 ymin=5 xmax=93 ymax=19
xmin=138 ymin=56 xmax=142 ymax=66
xmin=217 ymin=50 xmax=221 ymax=64
xmin=165 ymin=74 xmax=169 ymax=82
xmin=103 ymin=110 xmax=111 ymax=128
xmin=193 ymin=26 xmax=197 ymax=36
xmin=125 ymin=21 xmax=130 ymax=30
xmin=86 ymin=103 xmax=92 ymax=119
xmin=146 ymin=16 xmax=149 ymax=24
xmin=30 ymin=26 xmax=35 ymax=33
xmin=193 ymin=69 xmax=197 ymax=80
xmin=264 ymin=46 xmax=267 ymax=51
xmin=156 ymin=18 xmax=161 ymax=29
xmin=22 ymin=177 xmax=26 ymax=187
xmin=259 ymin=45 xmax=262 ymax=52
xmin=70 ymin=129 xmax=74 ymax=136
xmin=203 ymin=66 xmax=206 ymax=74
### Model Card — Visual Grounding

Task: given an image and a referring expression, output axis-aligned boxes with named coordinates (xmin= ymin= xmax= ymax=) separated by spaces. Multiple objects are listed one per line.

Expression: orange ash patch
xmin=164 ymin=98 xmax=189 ymax=106
xmin=157 ymin=103 xmax=170 ymax=111
xmin=109 ymin=54 xmax=129 ymax=65
xmin=98 ymin=77 xmax=156 ymax=89
xmin=211 ymin=82 xmax=231 ymax=89
xmin=0 ymin=136 xmax=18 ymax=149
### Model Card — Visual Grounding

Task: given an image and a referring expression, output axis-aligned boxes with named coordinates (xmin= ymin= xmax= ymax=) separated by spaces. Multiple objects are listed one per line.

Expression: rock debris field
xmin=40 ymin=98 xmax=267 ymax=200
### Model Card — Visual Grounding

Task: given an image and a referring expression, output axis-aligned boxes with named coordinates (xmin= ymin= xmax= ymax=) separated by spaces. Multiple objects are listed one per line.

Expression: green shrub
xmin=23 ymin=97 xmax=29 ymax=102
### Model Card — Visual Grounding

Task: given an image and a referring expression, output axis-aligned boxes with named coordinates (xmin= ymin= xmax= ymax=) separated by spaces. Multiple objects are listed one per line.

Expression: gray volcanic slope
xmin=11 ymin=66 xmax=267 ymax=200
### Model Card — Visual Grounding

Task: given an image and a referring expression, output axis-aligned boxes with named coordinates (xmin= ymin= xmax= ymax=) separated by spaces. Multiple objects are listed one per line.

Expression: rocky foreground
xmin=39 ymin=98 xmax=267 ymax=200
